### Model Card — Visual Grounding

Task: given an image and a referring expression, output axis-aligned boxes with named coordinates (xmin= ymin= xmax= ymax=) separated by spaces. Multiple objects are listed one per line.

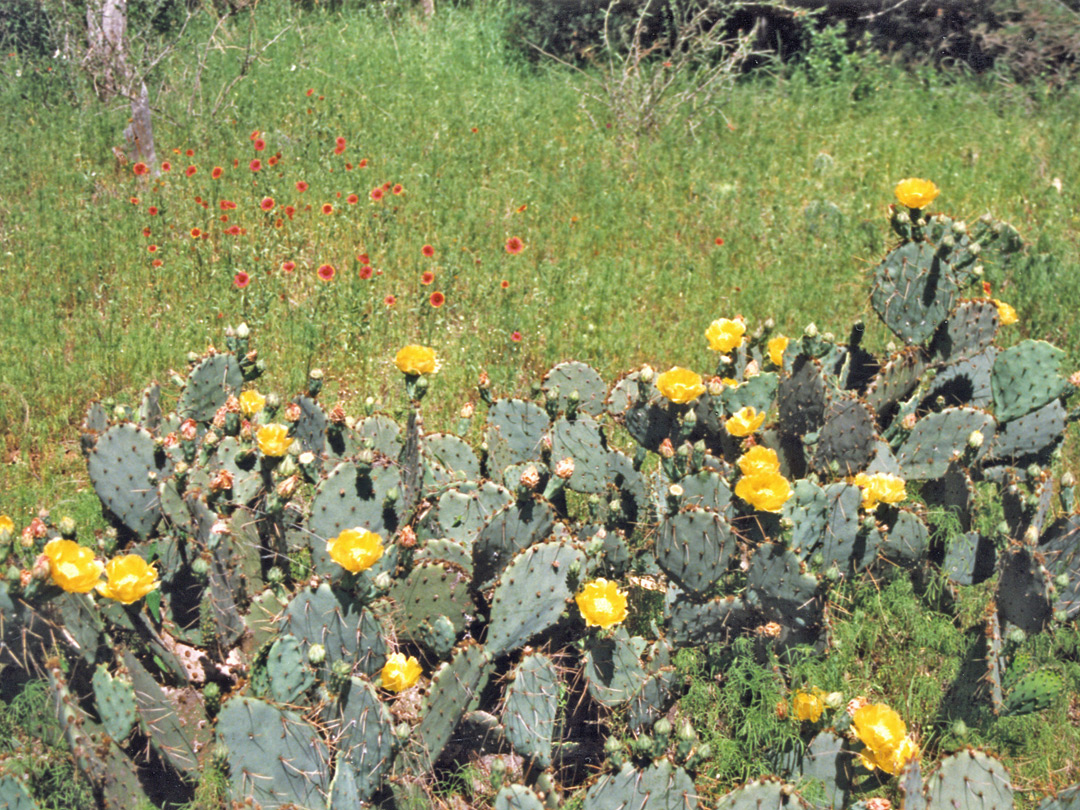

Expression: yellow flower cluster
xmin=852 ymin=703 xmax=920 ymax=775
xmin=43 ymin=539 xmax=158 ymax=603
xmin=993 ymin=299 xmax=1018 ymax=326
xmin=656 ymin=367 xmax=705 ymax=404
xmin=734 ymin=447 xmax=792 ymax=513
xmin=380 ymin=653 xmax=423 ymax=693
xmin=705 ymin=318 xmax=746 ymax=353
xmin=394 ymin=345 xmax=439 ymax=376
xmin=793 ymin=689 xmax=826 ymax=723
xmin=327 ymin=528 xmax=384 ymax=573
xmin=853 ymin=472 xmax=906 ymax=511
xmin=894 ymin=178 xmax=939 ymax=210
xmin=575 ymin=578 xmax=628 ymax=629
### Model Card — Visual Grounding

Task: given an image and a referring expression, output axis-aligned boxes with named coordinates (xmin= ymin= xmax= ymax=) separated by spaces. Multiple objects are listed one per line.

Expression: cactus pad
xmin=656 ymin=507 xmax=735 ymax=598
xmin=551 ymin=414 xmax=609 ymax=493
xmin=280 ymin=583 xmax=386 ymax=677
xmin=931 ymin=300 xmax=999 ymax=364
xmin=424 ymin=432 xmax=481 ymax=484
xmin=267 ymin=634 xmax=315 ymax=704
xmin=309 ymin=460 xmax=402 ymax=542
xmin=997 ymin=547 xmax=1053 ymax=634
xmin=1003 ymin=670 xmax=1063 ymax=716
xmin=897 ymin=408 xmax=995 ymax=479
xmin=666 ymin=595 xmax=752 ymax=646
xmin=329 ymin=677 xmax=396 ymax=802
xmin=992 ymin=340 xmax=1068 ymax=423
xmin=585 ymin=760 xmax=698 ymax=810
xmin=92 ymin=665 xmax=137 ymax=743
xmin=388 ymin=560 xmax=475 ymax=653
xmin=778 ymin=355 xmax=829 ymax=437
xmin=87 ymin=422 xmax=171 ymax=538
xmin=871 ymin=241 xmax=960 ymax=344
xmin=746 ymin=544 xmax=821 ymax=638
xmin=178 ymin=353 xmax=242 ymax=422
xmin=543 ymin=360 xmax=607 ymax=416
xmin=584 ymin=628 xmax=647 ymax=707
xmin=866 ymin=348 xmax=927 ymax=425
xmin=811 ymin=397 xmax=877 ymax=477
xmin=986 ymin=400 xmax=1066 ymax=465
xmin=502 ymin=652 xmax=560 ymax=767
xmin=485 ymin=398 xmax=550 ymax=477
xmin=473 ymin=497 xmax=558 ymax=590
xmin=925 ymin=749 xmax=1013 ymax=810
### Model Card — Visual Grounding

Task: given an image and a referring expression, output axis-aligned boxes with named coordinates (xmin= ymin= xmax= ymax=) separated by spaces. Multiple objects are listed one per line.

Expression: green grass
xmin=2 ymin=2 xmax=1080 ymax=808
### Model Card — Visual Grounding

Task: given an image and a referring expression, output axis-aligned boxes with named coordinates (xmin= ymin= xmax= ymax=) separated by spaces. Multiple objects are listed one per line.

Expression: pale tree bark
xmin=85 ymin=0 xmax=157 ymax=170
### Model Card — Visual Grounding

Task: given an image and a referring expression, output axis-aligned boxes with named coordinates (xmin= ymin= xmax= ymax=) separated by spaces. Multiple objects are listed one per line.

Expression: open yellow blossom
xmin=0 ymin=514 xmax=13 ymax=540
xmin=327 ymin=528 xmax=384 ymax=573
xmin=239 ymin=390 xmax=266 ymax=418
xmin=656 ymin=367 xmax=705 ymax=405
xmin=96 ymin=554 xmax=160 ymax=604
xmin=394 ymin=345 xmax=439 ymax=376
xmin=853 ymin=472 xmax=906 ymax=511
xmin=793 ymin=690 xmax=825 ymax=722
xmin=726 ymin=406 xmax=766 ymax=437
xmin=575 ymin=578 xmax=629 ymax=629
xmin=738 ymin=446 xmax=780 ymax=477
xmin=705 ymin=318 xmax=746 ymax=353
xmin=768 ymin=335 xmax=789 ymax=367
xmin=43 ymin=538 xmax=104 ymax=594
xmin=993 ymin=299 xmax=1018 ymax=326
xmin=894 ymin=178 xmax=939 ymax=210
xmin=735 ymin=472 xmax=792 ymax=513
xmin=380 ymin=653 xmax=423 ymax=693
xmin=852 ymin=703 xmax=919 ymax=775
xmin=256 ymin=424 xmax=292 ymax=457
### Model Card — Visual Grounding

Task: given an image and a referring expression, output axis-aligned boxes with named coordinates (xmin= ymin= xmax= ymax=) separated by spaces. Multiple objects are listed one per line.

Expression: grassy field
xmin=2 ymin=1 xmax=1080 ymax=807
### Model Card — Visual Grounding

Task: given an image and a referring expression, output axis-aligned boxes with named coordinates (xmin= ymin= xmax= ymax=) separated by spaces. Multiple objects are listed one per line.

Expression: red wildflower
xmin=429 ymin=291 xmax=445 ymax=308
xmin=358 ymin=158 xmax=369 ymax=168
xmin=250 ymin=129 xmax=260 ymax=141
xmin=359 ymin=265 xmax=373 ymax=280
xmin=161 ymin=161 xmax=171 ymax=172
xmin=384 ymin=294 xmax=396 ymax=306
xmin=392 ymin=184 xmax=404 ymax=195
xmin=516 ymin=204 xmax=527 ymax=213
xmin=234 ymin=271 xmax=250 ymax=289
xmin=370 ymin=187 xmax=384 ymax=201
xmin=321 ymin=203 xmax=334 ymax=215
xmin=220 ymin=200 xmax=236 ymax=210
xmin=275 ymin=218 xmax=284 ymax=228
xmin=151 ymin=258 xmax=163 ymax=268
xmin=190 ymin=227 xmax=201 ymax=238
xmin=268 ymin=155 xmax=279 ymax=167
xmin=421 ymin=244 xmax=435 ymax=258
xmin=382 ymin=181 xmax=392 ymax=191
xmin=505 ymin=236 xmax=525 ymax=255
xmin=296 ymin=180 xmax=309 ymax=193
xmin=334 ymin=137 xmax=346 ymax=155
xmin=317 ymin=264 xmax=335 ymax=282
xmin=250 ymin=159 xmax=262 ymax=172
xmin=185 ymin=165 xmax=197 ymax=177
xmin=133 ymin=162 xmax=148 ymax=176
xmin=421 ymin=271 xmax=435 ymax=285
xmin=226 ymin=225 xmax=241 ymax=235
xmin=336 ymin=191 xmax=342 ymax=198
xmin=194 ymin=196 xmax=203 ymax=204
xmin=511 ymin=331 xmax=522 ymax=342
xmin=715 ymin=237 xmax=724 ymax=246
xmin=357 ymin=253 xmax=370 ymax=265
xmin=471 ymin=127 xmax=478 ymax=133
xmin=260 ymin=197 xmax=275 ymax=211
xmin=148 ymin=244 xmax=158 ymax=253
xmin=185 ymin=149 xmax=194 ymax=157
xmin=142 ymin=227 xmax=151 ymax=237
xmin=220 ymin=214 xmax=229 ymax=222
xmin=306 ymin=88 xmax=315 ymax=96
xmin=253 ymin=139 xmax=266 ymax=151
xmin=212 ymin=166 xmax=223 ymax=179
xmin=148 ymin=206 xmax=158 ymax=215
xmin=284 ymin=205 xmax=295 ymax=220
xmin=347 ymin=193 xmax=359 ymax=205
xmin=345 ymin=163 xmax=353 ymax=171
xmin=500 ymin=280 xmax=509 ymax=289
xmin=233 ymin=158 xmax=239 ymax=168
xmin=282 ymin=261 xmax=296 ymax=273
xmin=130 ymin=197 xmax=139 ymax=205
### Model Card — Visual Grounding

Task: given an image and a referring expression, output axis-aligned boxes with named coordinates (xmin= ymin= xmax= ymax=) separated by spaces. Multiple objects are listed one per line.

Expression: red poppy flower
xmin=296 ymin=180 xmax=309 ymax=193
xmin=511 ymin=331 xmax=522 ymax=342
xmin=306 ymin=88 xmax=315 ymax=96
xmin=250 ymin=159 xmax=262 ymax=172
xmin=384 ymin=294 xmax=396 ymax=306
xmin=142 ymin=227 xmax=152 ymax=237
xmin=715 ymin=237 xmax=724 ymax=246
xmin=346 ymin=193 xmax=358 ymax=205
xmin=234 ymin=271 xmax=250 ymax=289
xmin=148 ymin=206 xmax=158 ymax=216
xmin=185 ymin=165 xmax=197 ymax=177
xmin=190 ymin=227 xmax=201 ymax=238
xmin=392 ymin=184 xmax=404 ymax=195
xmin=321 ymin=203 xmax=334 ymax=215
xmin=421 ymin=271 xmax=435 ymax=285
xmin=359 ymin=265 xmax=373 ymax=280
xmin=148 ymin=244 xmax=158 ymax=253
xmin=151 ymin=258 xmax=163 ymax=268
xmin=185 ymin=149 xmax=194 ymax=157
xmin=370 ymin=187 xmax=384 ymax=201
xmin=317 ymin=264 xmax=335 ymax=281
xmin=505 ymin=236 xmax=525 ymax=255
xmin=500 ymin=279 xmax=509 ymax=289
xmin=133 ymin=162 xmax=148 ymax=176
xmin=357 ymin=253 xmax=370 ymax=265
xmin=282 ymin=261 xmax=295 ymax=273
xmin=253 ymin=138 xmax=266 ymax=152
xmin=421 ymin=244 xmax=435 ymax=258
xmin=212 ymin=166 xmax=223 ymax=179
xmin=161 ymin=161 xmax=171 ymax=172
xmin=261 ymin=197 xmax=275 ymax=211
xmin=284 ymin=205 xmax=295 ymax=220
xmin=429 ymin=291 xmax=445 ymax=308
xmin=358 ymin=158 xmax=369 ymax=168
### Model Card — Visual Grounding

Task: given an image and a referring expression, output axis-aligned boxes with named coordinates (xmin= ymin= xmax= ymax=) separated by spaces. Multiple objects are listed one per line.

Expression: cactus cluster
xmin=2 ymin=185 xmax=1080 ymax=809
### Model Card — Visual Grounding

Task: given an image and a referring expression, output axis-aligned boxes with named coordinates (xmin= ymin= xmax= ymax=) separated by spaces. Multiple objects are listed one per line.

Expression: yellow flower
xmin=735 ymin=472 xmax=792 ymax=513
xmin=705 ymin=318 xmax=746 ymax=353
xmin=43 ymin=538 xmax=104 ymax=594
xmin=768 ymin=335 xmax=789 ymax=367
xmin=380 ymin=652 xmax=422 ymax=693
xmin=394 ymin=345 xmax=439 ymax=376
xmin=726 ymin=406 xmax=766 ymax=437
xmin=96 ymin=554 xmax=159 ymax=604
xmin=894 ymin=178 xmax=939 ymax=210
xmin=853 ymin=472 xmax=906 ymax=511
xmin=0 ymin=514 xmax=13 ymax=540
xmin=993 ymin=299 xmax=1018 ymax=326
xmin=256 ymin=424 xmax=292 ymax=457
xmin=852 ymin=703 xmax=919 ymax=775
xmin=656 ymin=367 xmax=705 ymax=405
xmin=239 ymin=389 xmax=266 ymax=418
xmin=327 ymin=528 xmax=384 ymax=573
xmin=575 ymin=578 xmax=629 ymax=629
xmin=793 ymin=690 xmax=825 ymax=723
xmin=738 ymin=446 xmax=780 ymax=477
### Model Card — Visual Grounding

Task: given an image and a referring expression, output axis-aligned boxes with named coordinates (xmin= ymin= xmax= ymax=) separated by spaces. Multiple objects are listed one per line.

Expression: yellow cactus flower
xmin=394 ymin=345 xmax=439 ymax=376
xmin=768 ymin=335 xmax=789 ymax=367
xmin=735 ymin=472 xmax=792 ymax=513
xmin=894 ymin=178 xmax=939 ymax=210
xmin=96 ymin=554 xmax=160 ymax=604
xmin=239 ymin=390 xmax=266 ymax=418
xmin=256 ymin=424 xmax=292 ymax=457
xmin=0 ymin=514 xmax=13 ymax=540
xmin=853 ymin=472 xmax=906 ymax=511
xmin=656 ymin=367 xmax=705 ymax=405
xmin=726 ymin=406 xmax=766 ymax=437
xmin=327 ymin=528 xmax=384 ymax=573
xmin=993 ymin=299 xmax=1018 ymax=326
xmin=705 ymin=318 xmax=746 ymax=353
xmin=793 ymin=690 xmax=825 ymax=723
xmin=380 ymin=652 xmax=422 ymax=693
xmin=575 ymin=578 xmax=629 ymax=629
xmin=43 ymin=538 xmax=104 ymax=594
xmin=738 ymin=446 xmax=780 ymax=478
xmin=852 ymin=703 xmax=919 ymax=775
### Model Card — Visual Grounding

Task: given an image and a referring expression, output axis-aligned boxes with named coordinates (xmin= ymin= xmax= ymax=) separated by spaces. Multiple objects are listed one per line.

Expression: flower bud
xmin=804 ymin=322 xmax=818 ymax=338
xmin=397 ymin=526 xmax=417 ymax=549
xmin=706 ymin=378 xmax=724 ymax=397
xmin=308 ymin=643 xmax=327 ymax=665
xmin=902 ymin=412 xmax=918 ymax=430
xmin=519 ymin=465 xmax=541 ymax=490
xmin=374 ymin=571 xmax=392 ymax=591
xmin=846 ymin=696 xmax=868 ymax=717
xmin=236 ymin=322 xmax=250 ymax=339
xmin=180 ymin=418 xmax=198 ymax=441
xmin=58 ymin=516 xmax=77 ymax=539
xmin=460 ymin=402 xmax=475 ymax=419
xmin=1023 ymin=525 xmax=1039 ymax=544
xmin=658 ymin=438 xmax=675 ymax=459
xmin=1064 ymin=472 xmax=1076 ymax=488
xmin=276 ymin=474 xmax=300 ymax=499
xmin=329 ymin=404 xmax=346 ymax=425
xmin=554 ymin=458 xmax=575 ymax=480
xmin=639 ymin=365 xmax=654 ymax=384
xmin=210 ymin=469 xmax=234 ymax=492
xmin=284 ymin=402 xmax=302 ymax=422
xmin=824 ymin=691 xmax=843 ymax=709
xmin=968 ymin=430 xmax=984 ymax=449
